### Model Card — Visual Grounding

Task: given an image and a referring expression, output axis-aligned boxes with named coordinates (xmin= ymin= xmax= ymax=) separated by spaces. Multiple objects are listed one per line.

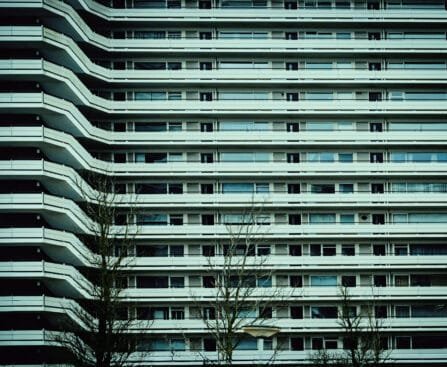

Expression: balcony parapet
xmin=2 ymin=26 xmax=447 ymax=55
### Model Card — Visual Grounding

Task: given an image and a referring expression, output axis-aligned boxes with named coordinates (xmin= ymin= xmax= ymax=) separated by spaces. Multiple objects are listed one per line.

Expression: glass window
xmin=170 ymin=339 xmax=186 ymax=351
xmin=306 ymin=122 xmax=335 ymax=131
xmin=336 ymin=32 xmax=351 ymax=39
xmin=311 ymin=275 xmax=337 ymax=287
xmin=311 ymin=184 xmax=335 ymax=194
xmin=395 ymin=306 xmax=410 ymax=318
xmin=137 ymin=214 xmax=168 ymax=225
xmin=308 ymin=152 xmax=335 ymax=162
xmin=235 ymin=338 xmax=258 ymax=350
xmin=389 ymin=122 xmax=447 ymax=131
xmin=309 ymin=213 xmax=336 ymax=224
xmin=311 ymin=306 xmax=338 ymax=319
xmin=339 ymin=153 xmax=353 ymax=163
xmin=135 ymin=92 xmax=166 ymax=101
xmin=135 ymin=122 xmax=166 ymax=132
xmin=221 ymin=152 xmax=270 ymax=162
xmin=134 ymin=62 xmax=166 ymax=70
xmin=219 ymin=92 xmax=269 ymax=100
xmin=339 ymin=184 xmax=354 ymax=193
xmin=306 ymin=62 xmax=333 ymax=70
xmin=340 ymin=214 xmax=355 ymax=224
xmin=222 ymin=183 xmax=254 ymax=193
xmin=306 ymin=92 xmax=333 ymax=100
xmin=220 ymin=121 xmax=269 ymax=131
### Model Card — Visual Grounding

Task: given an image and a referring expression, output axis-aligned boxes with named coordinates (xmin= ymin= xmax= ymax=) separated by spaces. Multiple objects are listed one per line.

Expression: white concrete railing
xmin=3 ymin=226 xmax=447 ymax=271
xmin=0 ymin=227 xmax=95 ymax=267
xmin=2 ymin=296 xmax=447 ymax=334
xmin=2 ymin=226 xmax=447 ymax=270
xmin=2 ymin=158 xmax=447 ymax=209
xmin=3 ymin=0 xmax=447 ymax=24
xmin=2 ymin=330 xmax=447 ymax=364
xmin=0 ymin=261 xmax=94 ymax=298
xmin=1 ymin=193 xmax=447 ymax=238
xmin=2 ymin=90 xmax=447 ymax=118
xmin=2 ymin=26 xmax=447 ymax=54
xmin=2 ymin=56 xmax=447 ymax=86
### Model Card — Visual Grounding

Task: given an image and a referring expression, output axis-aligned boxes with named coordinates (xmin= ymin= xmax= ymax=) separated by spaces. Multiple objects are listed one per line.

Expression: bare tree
xmin=52 ymin=172 xmax=146 ymax=367
xmin=191 ymin=208 xmax=286 ymax=366
xmin=312 ymin=286 xmax=391 ymax=367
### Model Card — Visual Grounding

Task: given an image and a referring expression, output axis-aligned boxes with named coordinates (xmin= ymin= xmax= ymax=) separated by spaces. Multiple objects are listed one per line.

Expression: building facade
xmin=1 ymin=0 xmax=447 ymax=365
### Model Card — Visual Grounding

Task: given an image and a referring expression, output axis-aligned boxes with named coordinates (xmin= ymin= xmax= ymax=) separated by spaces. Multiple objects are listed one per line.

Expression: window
xmin=291 ymin=306 xmax=303 ymax=319
xmin=288 ymin=183 xmax=301 ymax=194
xmin=291 ymin=337 xmax=304 ymax=351
xmin=222 ymin=183 xmax=269 ymax=194
xmin=396 ymin=336 xmax=411 ymax=349
xmin=201 ymin=214 xmax=214 ymax=225
xmin=374 ymin=275 xmax=387 ymax=287
xmin=287 ymin=153 xmax=300 ymax=163
xmin=340 ymin=214 xmax=355 ymax=224
xmin=219 ymin=91 xmax=269 ymax=100
xmin=289 ymin=244 xmax=302 ymax=256
xmin=289 ymin=214 xmax=301 ymax=225
xmin=308 ymin=152 xmax=335 ymax=162
xmin=203 ymin=276 xmax=215 ymax=288
xmin=170 ymin=245 xmax=184 ymax=257
xmin=342 ymin=275 xmax=356 ymax=287
xmin=311 ymin=184 xmax=335 ymax=194
xmin=395 ymin=306 xmax=410 ymax=318
xmin=257 ymin=245 xmax=271 ymax=256
xmin=170 ymin=277 xmax=184 ymax=288
xmin=285 ymin=32 xmax=298 ymax=40
xmin=342 ymin=245 xmax=355 ymax=256
xmin=286 ymin=92 xmax=299 ymax=101
xmin=311 ymin=306 xmax=338 ymax=319
xmin=340 ymin=184 xmax=354 ymax=193
xmin=395 ymin=275 xmax=409 ymax=287
xmin=220 ymin=121 xmax=269 ymax=131
xmin=201 ymin=153 xmax=213 ymax=163
xmin=137 ymin=214 xmax=168 ymax=225
xmin=373 ymin=244 xmax=386 ymax=256
xmin=221 ymin=152 xmax=269 ymax=162
xmin=200 ymin=62 xmax=212 ymax=70
xmin=309 ymin=213 xmax=336 ymax=224
xmin=257 ymin=276 xmax=272 ymax=287
xmin=171 ymin=308 xmax=184 ymax=320
xmin=375 ymin=306 xmax=388 ymax=318
xmin=169 ymin=214 xmax=183 ymax=225
xmin=286 ymin=62 xmax=299 ymax=71
xmin=290 ymin=275 xmax=303 ymax=287
xmin=201 ymin=184 xmax=214 ymax=194
xmin=202 ymin=245 xmax=215 ymax=257
xmin=286 ymin=122 xmax=300 ymax=132
xmin=311 ymin=275 xmax=337 ymax=287
xmin=312 ymin=338 xmax=337 ymax=350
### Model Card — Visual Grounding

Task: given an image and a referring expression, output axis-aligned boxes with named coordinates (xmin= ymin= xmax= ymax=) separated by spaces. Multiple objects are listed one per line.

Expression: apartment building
xmin=1 ymin=0 xmax=447 ymax=365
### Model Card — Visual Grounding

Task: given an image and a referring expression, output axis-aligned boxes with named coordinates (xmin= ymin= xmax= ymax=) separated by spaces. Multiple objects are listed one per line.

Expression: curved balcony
xmin=4 ymin=0 xmax=447 ymax=25
xmin=4 ymin=59 xmax=447 ymax=89
xmin=0 ymin=261 xmax=94 ymax=299
xmin=2 ymin=92 xmax=447 ymax=123
xmin=0 ymin=227 xmax=96 ymax=267
xmin=2 ymin=226 xmax=447 ymax=271
xmin=2 ymin=330 xmax=447 ymax=365
xmin=2 ymin=158 xmax=447 ymax=182
xmin=123 ymin=285 xmax=447 ymax=302
xmin=2 ymin=161 xmax=447 ymax=210
xmin=2 ymin=26 xmax=447 ymax=55
xmin=1 ymin=194 xmax=447 ymax=239
xmin=2 ymin=296 xmax=447 ymax=335
xmin=0 ymin=295 xmax=92 ymax=330
xmin=2 ymin=103 xmax=447 ymax=149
